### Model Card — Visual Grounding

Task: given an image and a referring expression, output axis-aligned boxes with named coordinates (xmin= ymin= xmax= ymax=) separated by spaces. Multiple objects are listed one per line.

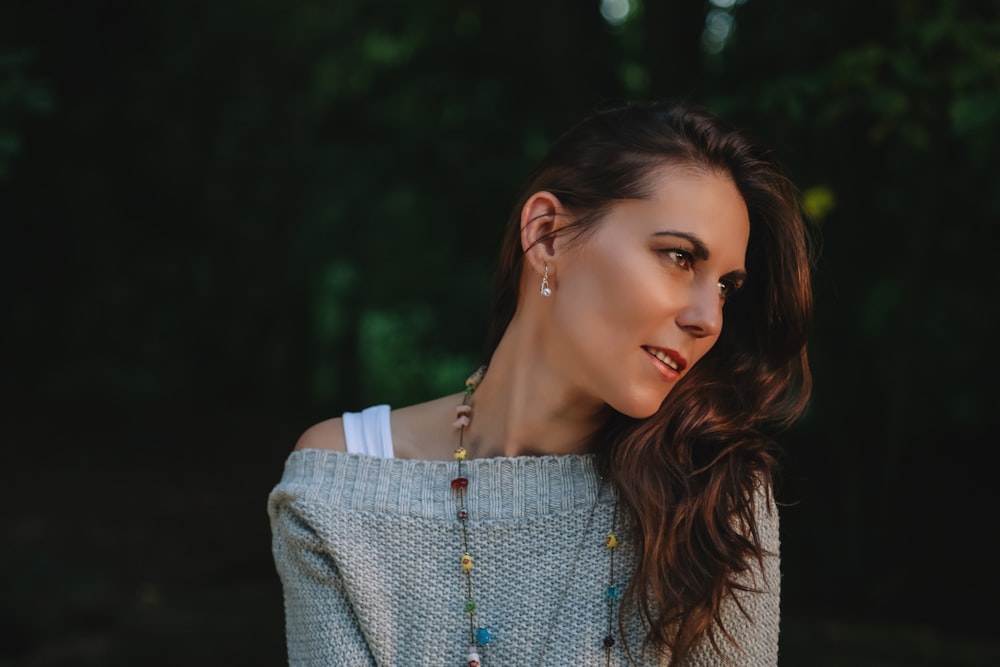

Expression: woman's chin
xmin=612 ymin=391 xmax=671 ymax=420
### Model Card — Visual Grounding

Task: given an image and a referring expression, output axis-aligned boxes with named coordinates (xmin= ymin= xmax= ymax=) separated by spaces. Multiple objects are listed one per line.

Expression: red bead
xmin=458 ymin=509 xmax=468 ymax=519
xmin=451 ymin=477 xmax=469 ymax=490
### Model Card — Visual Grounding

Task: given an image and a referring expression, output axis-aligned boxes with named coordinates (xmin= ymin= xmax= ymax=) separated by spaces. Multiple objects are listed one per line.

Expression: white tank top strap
xmin=341 ymin=404 xmax=395 ymax=458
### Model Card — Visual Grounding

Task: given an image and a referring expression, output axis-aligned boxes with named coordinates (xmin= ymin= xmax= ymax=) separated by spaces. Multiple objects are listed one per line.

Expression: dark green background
xmin=3 ymin=1 xmax=999 ymax=665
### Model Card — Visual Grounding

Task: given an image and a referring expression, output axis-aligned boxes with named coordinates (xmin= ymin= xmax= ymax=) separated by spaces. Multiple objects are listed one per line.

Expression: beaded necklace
xmin=450 ymin=366 xmax=622 ymax=667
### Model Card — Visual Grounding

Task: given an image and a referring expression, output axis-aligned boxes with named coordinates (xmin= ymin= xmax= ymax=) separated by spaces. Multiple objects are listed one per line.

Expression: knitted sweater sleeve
xmin=269 ymin=491 xmax=375 ymax=667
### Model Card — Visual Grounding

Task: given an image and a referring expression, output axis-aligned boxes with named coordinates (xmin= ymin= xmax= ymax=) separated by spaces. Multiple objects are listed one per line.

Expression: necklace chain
xmin=450 ymin=366 xmax=621 ymax=666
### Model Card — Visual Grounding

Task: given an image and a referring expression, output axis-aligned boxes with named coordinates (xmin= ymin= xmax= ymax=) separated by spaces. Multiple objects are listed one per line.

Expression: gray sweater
xmin=268 ymin=450 xmax=780 ymax=666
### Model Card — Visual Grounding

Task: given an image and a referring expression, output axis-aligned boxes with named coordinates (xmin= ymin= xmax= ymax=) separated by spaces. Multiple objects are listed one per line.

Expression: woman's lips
xmin=642 ymin=345 xmax=688 ymax=380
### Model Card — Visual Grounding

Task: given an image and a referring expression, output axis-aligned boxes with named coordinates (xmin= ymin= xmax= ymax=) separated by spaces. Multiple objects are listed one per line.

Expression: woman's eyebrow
xmin=651 ymin=230 xmax=710 ymax=260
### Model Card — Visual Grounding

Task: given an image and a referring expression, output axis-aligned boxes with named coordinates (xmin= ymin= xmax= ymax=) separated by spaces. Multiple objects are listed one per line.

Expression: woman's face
xmin=548 ymin=166 xmax=750 ymax=419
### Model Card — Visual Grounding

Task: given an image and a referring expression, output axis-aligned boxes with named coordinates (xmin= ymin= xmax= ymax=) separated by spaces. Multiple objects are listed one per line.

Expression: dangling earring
xmin=540 ymin=264 xmax=552 ymax=297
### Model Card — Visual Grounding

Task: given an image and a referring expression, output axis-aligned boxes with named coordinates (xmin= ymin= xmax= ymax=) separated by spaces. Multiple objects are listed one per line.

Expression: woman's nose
xmin=676 ymin=281 xmax=723 ymax=338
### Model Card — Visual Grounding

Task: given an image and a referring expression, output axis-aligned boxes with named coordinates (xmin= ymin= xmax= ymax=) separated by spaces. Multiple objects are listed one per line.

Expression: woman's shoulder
xmin=293 ymin=417 xmax=347 ymax=452
xmin=291 ymin=393 xmax=465 ymax=457
xmin=390 ymin=393 xmax=465 ymax=460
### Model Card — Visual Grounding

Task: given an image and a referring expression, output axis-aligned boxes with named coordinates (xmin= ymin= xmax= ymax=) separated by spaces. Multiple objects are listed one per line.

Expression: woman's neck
xmin=464 ymin=316 xmax=610 ymax=459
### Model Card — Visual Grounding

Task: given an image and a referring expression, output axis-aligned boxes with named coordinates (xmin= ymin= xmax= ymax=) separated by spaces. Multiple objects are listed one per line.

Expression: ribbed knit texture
xmin=268 ymin=450 xmax=780 ymax=666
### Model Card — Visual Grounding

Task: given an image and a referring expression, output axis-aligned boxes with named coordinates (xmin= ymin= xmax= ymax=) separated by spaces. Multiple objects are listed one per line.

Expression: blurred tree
xmin=0 ymin=50 xmax=52 ymax=179
xmin=3 ymin=0 xmax=628 ymax=411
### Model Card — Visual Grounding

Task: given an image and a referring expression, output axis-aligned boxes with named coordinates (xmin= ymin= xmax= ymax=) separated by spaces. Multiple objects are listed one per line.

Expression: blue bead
xmin=475 ymin=626 xmax=494 ymax=645
xmin=605 ymin=585 xmax=621 ymax=600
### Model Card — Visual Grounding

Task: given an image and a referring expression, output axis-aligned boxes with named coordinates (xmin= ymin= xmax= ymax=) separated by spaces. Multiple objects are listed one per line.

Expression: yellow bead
xmin=606 ymin=533 xmax=619 ymax=548
xmin=454 ymin=446 xmax=467 ymax=461
xmin=461 ymin=553 xmax=473 ymax=571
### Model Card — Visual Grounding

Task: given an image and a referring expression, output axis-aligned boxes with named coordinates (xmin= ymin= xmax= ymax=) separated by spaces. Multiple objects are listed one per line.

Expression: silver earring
xmin=540 ymin=265 xmax=552 ymax=297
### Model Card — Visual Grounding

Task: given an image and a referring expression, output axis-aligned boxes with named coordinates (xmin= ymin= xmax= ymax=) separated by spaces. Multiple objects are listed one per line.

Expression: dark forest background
xmin=3 ymin=0 xmax=999 ymax=665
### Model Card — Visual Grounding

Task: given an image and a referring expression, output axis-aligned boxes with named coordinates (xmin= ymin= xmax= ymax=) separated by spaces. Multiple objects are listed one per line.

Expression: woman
xmin=269 ymin=101 xmax=812 ymax=666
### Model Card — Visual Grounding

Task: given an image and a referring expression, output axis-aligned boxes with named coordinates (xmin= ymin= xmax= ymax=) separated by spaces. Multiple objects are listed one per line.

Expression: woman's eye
xmin=718 ymin=279 xmax=744 ymax=300
xmin=662 ymin=249 xmax=693 ymax=270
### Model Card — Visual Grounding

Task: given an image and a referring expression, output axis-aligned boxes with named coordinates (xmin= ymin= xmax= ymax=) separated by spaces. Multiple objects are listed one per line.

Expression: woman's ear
xmin=520 ymin=191 xmax=565 ymax=276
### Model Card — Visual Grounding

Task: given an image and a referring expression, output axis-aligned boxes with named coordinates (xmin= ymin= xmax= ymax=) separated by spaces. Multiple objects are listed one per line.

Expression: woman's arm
xmin=269 ymin=494 xmax=375 ymax=667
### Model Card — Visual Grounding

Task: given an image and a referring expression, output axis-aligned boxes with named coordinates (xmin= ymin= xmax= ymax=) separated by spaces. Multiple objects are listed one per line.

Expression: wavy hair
xmin=485 ymin=101 xmax=813 ymax=663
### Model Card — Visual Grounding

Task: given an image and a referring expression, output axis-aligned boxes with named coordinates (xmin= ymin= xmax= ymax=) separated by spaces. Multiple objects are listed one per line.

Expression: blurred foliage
xmin=0 ymin=49 xmax=52 ymax=178
xmin=2 ymin=0 xmax=1000 ymax=664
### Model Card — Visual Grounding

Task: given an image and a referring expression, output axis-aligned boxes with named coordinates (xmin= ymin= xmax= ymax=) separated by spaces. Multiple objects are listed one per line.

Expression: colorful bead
xmin=464 ymin=599 xmax=477 ymax=613
xmin=475 ymin=626 xmax=494 ymax=645
xmin=458 ymin=509 xmax=468 ymax=520
xmin=465 ymin=366 xmax=486 ymax=388
xmin=603 ymin=634 xmax=615 ymax=648
xmin=605 ymin=585 xmax=621 ymax=600
xmin=452 ymin=415 xmax=471 ymax=429
xmin=461 ymin=553 xmax=473 ymax=570
xmin=451 ymin=477 xmax=469 ymax=490
xmin=453 ymin=446 xmax=467 ymax=460
xmin=466 ymin=647 xmax=481 ymax=667
xmin=606 ymin=532 xmax=619 ymax=548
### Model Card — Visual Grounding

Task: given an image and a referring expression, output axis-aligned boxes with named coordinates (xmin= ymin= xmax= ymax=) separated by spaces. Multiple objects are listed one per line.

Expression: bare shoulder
xmin=293 ymin=417 xmax=347 ymax=452
xmin=391 ymin=393 xmax=465 ymax=460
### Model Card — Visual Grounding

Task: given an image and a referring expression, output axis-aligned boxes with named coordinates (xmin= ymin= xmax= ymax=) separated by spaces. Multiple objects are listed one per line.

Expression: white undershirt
xmin=341 ymin=404 xmax=394 ymax=458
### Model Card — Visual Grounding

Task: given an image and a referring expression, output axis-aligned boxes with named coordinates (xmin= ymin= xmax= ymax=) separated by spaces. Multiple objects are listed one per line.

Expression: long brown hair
xmin=486 ymin=101 xmax=813 ymax=663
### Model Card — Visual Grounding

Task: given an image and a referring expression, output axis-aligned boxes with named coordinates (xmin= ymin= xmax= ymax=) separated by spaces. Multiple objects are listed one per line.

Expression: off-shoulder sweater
xmin=268 ymin=411 xmax=780 ymax=666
